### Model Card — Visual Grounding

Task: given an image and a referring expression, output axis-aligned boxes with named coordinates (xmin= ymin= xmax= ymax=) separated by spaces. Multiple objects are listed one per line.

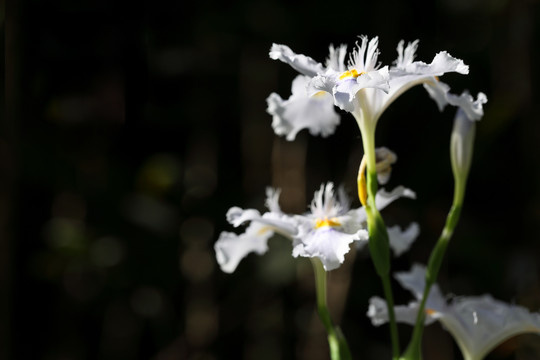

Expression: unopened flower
xmin=447 ymin=90 xmax=487 ymax=201
xmin=367 ymin=264 xmax=540 ymax=360
xmin=451 ymin=107 xmax=476 ymax=189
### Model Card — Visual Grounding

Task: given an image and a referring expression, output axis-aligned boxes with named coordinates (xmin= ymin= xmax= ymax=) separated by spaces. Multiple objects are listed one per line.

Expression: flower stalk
xmin=311 ymin=258 xmax=352 ymax=360
xmin=400 ymin=111 xmax=475 ymax=360
xmin=355 ymin=104 xmax=400 ymax=359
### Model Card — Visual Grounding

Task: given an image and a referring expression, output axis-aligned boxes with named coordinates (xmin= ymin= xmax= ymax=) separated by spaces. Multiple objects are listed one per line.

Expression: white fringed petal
xmin=446 ymin=91 xmax=488 ymax=121
xmin=215 ymin=222 xmax=273 ymax=273
xmin=266 ymin=75 xmax=341 ymax=140
xmin=423 ymin=79 xmax=451 ymax=111
xmin=269 ymin=44 xmax=325 ymax=77
xmin=293 ymin=227 xmax=368 ymax=271
xmin=226 ymin=207 xmax=262 ymax=227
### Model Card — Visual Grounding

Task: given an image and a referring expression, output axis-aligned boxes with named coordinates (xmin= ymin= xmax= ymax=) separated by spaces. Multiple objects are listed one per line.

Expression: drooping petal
xmin=226 ymin=206 xmax=262 ymax=227
xmin=387 ymin=222 xmax=420 ymax=257
xmin=423 ymin=82 xmax=488 ymax=121
xmin=226 ymin=205 xmax=298 ymax=236
xmin=446 ymin=91 xmax=488 ymax=121
xmin=423 ymin=79 xmax=451 ymax=111
xmin=269 ymin=44 xmax=325 ymax=77
xmin=215 ymin=222 xmax=273 ymax=273
xmin=375 ymin=186 xmax=417 ymax=211
xmin=293 ymin=226 xmax=368 ymax=271
xmin=266 ymin=75 xmax=341 ymax=141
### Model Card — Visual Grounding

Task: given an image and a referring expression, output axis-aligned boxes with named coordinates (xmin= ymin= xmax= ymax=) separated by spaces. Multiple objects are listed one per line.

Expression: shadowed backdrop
xmin=3 ymin=0 xmax=540 ymax=359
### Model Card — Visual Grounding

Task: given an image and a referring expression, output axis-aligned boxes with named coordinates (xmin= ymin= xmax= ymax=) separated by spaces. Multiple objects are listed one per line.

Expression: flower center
xmin=425 ymin=308 xmax=437 ymax=316
xmin=339 ymin=69 xmax=365 ymax=80
xmin=315 ymin=217 xmax=341 ymax=229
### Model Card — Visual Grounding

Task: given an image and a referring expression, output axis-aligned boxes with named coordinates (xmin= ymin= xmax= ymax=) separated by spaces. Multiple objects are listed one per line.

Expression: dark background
xmin=3 ymin=0 xmax=540 ymax=359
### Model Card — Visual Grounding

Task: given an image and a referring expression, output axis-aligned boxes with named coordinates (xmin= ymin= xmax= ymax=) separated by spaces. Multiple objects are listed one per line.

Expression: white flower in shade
xmin=292 ymin=183 xmax=418 ymax=271
xmin=292 ymin=183 xmax=369 ymax=271
xmin=270 ymin=36 xmax=469 ymax=136
xmin=215 ymin=184 xmax=417 ymax=273
xmin=266 ymin=75 xmax=340 ymax=141
xmin=367 ymin=264 xmax=540 ymax=360
xmin=215 ymin=223 xmax=274 ymax=274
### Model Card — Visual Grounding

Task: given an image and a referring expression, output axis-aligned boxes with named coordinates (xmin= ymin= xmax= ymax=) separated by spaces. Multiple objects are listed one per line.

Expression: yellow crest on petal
xmin=339 ymin=69 xmax=365 ymax=80
xmin=315 ymin=217 xmax=341 ymax=229
xmin=312 ymin=91 xmax=327 ymax=98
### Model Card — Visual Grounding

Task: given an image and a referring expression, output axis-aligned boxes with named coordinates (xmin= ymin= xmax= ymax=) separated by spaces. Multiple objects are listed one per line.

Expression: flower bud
xmin=450 ymin=108 xmax=475 ymax=196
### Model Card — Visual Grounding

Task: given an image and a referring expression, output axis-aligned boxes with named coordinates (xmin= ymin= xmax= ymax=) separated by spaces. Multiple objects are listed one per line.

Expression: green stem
xmin=400 ymin=189 xmax=464 ymax=360
xmin=355 ymin=107 xmax=400 ymax=359
xmin=401 ymin=109 xmax=476 ymax=360
xmin=382 ymin=273 xmax=400 ymax=359
xmin=311 ymin=259 xmax=352 ymax=360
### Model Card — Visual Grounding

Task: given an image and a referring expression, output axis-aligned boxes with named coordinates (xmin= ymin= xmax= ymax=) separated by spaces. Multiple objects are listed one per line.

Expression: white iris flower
xmin=367 ymin=264 xmax=540 ymax=360
xmin=215 ymin=184 xmax=417 ymax=273
xmin=269 ymin=36 xmax=470 ymax=139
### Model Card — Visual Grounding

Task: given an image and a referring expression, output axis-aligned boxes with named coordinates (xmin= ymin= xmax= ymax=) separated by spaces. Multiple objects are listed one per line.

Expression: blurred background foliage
xmin=2 ymin=0 xmax=540 ymax=359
